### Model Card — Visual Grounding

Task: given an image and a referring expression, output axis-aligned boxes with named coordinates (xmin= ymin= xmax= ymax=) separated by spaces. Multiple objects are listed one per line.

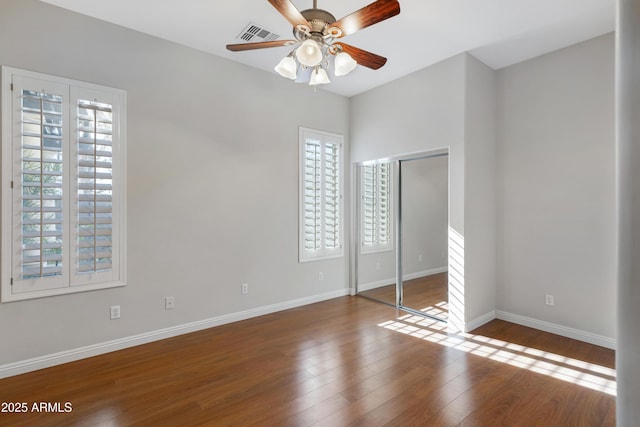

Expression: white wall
xmin=496 ymin=34 xmax=616 ymax=339
xmin=356 ymin=244 xmax=396 ymax=290
xmin=462 ymin=55 xmax=497 ymax=326
xmin=616 ymin=0 xmax=640 ymax=422
xmin=350 ymin=54 xmax=466 ymax=232
xmin=0 ymin=0 xmax=349 ymax=366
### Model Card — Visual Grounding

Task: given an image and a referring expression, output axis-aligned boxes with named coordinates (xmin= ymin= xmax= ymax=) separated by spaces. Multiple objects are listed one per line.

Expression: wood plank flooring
xmin=0 ymin=296 xmax=615 ymax=426
xmin=359 ymin=272 xmax=449 ymax=319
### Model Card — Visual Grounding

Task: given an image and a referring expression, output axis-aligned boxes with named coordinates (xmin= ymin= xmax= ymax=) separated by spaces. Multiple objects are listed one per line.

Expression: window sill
xmin=1 ymin=280 xmax=126 ymax=303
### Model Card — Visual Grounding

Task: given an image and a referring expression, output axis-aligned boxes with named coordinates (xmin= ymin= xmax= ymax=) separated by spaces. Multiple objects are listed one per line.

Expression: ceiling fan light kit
xmin=309 ymin=66 xmax=331 ymax=85
xmin=227 ymin=0 xmax=401 ymax=87
xmin=295 ymin=38 xmax=324 ymax=66
xmin=334 ymin=51 xmax=358 ymax=76
xmin=274 ymin=54 xmax=298 ymax=79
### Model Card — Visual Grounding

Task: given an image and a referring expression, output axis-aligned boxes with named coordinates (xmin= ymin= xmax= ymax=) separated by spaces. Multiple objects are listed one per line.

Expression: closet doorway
xmin=356 ymin=150 xmax=449 ymax=321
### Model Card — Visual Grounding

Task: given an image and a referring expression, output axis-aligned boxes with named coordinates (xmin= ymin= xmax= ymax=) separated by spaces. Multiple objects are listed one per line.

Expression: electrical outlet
xmin=545 ymin=294 xmax=554 ymax=306
xmin=165 ymin=296 xmax=175 ymax=310
xmin=318 ymin=272 xmax=324 ymax=281
xmin=241 ymin=283 xmax=249 ymax=295
xmin=375 ymin=261 xmax=381 ymax=270
xmin=110 ymin=305 xmax=121 ymax=320
xmin=418 ymin=254 xmax=423 ymax=262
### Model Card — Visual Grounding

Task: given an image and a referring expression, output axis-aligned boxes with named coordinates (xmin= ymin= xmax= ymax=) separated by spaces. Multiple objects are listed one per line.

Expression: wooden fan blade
xmin=334 ymin=43 xmax=387 ymax=70
xmin=226 ymin=40 xmax=297 ymax=51
xmin=329 ymin=0 xmax=400 ymax=38
xmin=267 ymin=0 xmax=311 ymax=30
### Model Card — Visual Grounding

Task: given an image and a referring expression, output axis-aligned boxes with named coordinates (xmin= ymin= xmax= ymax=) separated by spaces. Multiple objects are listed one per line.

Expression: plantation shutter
xmin=303 ymin=140 xmax=322 ymax=252
xmin=2 ymin=67 xmax=126 ymax=301
xmin=299 ymin=128 xmax=343 ymax=262
xmin=361 ymin=162 xmax=392 ymax=253
xmin=362 ymin=165 xmax=376 ymax=247
xmin=72 ymin=92 xmax=117 ymax=285
xmin=377 ymin=162 xmax=391 ymax=247
xmin=11 ymin=77 xmax=70 ymax=293
xmin=323 ymin=141 xmax=341 ymax=250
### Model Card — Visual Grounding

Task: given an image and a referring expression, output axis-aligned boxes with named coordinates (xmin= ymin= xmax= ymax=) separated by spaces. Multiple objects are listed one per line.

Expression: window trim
xmin=1 ymin=66 xmax=127 ymax=302
xmin=298 ymin=127 xmax=344 ymax=263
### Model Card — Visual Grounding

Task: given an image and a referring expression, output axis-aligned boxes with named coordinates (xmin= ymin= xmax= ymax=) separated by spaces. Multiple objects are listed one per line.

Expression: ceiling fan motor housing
xmin=295 ymin=8 xmax=336 ymax=39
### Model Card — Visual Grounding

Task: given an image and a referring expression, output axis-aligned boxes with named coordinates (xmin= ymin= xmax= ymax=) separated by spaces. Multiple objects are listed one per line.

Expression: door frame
xmin=352 ymin=147 xmax=449 ymax=321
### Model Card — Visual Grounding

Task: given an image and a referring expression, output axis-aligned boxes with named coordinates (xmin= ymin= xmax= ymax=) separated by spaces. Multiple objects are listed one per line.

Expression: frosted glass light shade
xmin=309 ymin=67 xmax=330 ymax=85
xmin=295 ymin=39 xmax=323 ymax=67
xmin=274 ymin=56 xmax=297 ymax=79
xmin=334 ymin=51 xmax=357 ymax=76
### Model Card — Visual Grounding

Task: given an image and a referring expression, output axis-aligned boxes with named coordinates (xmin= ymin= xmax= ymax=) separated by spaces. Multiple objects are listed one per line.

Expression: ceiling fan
xmin=226 ymin=0 xmax=401 ymax=85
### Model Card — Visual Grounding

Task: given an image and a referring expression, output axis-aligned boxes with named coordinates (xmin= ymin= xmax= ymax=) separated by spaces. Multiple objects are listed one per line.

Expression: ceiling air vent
xmin=237 ymin=22 xmax=280 ymax=42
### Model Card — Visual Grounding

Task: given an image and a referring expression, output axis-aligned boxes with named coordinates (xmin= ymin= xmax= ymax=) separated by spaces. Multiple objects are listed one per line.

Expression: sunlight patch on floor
xmin=377 ymin=314 xmax=616 ymax=396
xmin=417 ymin=300 xmax=449 ymax=318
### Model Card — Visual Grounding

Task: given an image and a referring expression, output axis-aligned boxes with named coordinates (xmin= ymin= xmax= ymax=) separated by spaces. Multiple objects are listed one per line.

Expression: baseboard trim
xmin=358 ymin=267 xmax=448 ymax=292
xmin=404 ymin=267 xmax=448 ymax=282
xmin=495 ymin=310 xmax=616 ymax=350
xmin=357 ymin=277 xmax=394 ymax=292
xmin=0 ymin=289 xmax=350 ymax=379
xmin=465 ymin=310 xmax=497 ymax=332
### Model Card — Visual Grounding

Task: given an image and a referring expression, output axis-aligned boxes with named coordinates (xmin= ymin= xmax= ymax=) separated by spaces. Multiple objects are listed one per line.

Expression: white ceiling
xmin=41 ymin=0 xmax=615 ymax=97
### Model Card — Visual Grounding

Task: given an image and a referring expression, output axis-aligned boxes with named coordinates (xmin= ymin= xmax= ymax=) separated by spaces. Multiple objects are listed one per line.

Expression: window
xmin=360 ymin=162 xmax=393 ymax=254
xmin=1 ymin=67 xmax=126 ymax=301
xmin=299 ymin=127 xmax=343 ymax=262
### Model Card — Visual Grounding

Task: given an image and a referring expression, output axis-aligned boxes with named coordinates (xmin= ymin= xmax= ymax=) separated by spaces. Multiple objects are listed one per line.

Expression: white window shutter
xmin=71 ymin=87 xmax=120 ymax=286
xmin=303 ymin=140 xmax=322 ymax=252
xmin=362 ymin=165 xmax=375 ymax=247
xmin=2 ymin=66 xmax=126 ymax=302
xmin=377 ymin=162 xmax=392 ymax=247
xmin=299 ymin=128 xmax=344 ymax=262
xmin=361 ymin=162 xmax=392 ymax=254
xmin=323 ymin=142 xmax=341 ymax=250
xmin=11 ymin=77 xmax=70 ymax=294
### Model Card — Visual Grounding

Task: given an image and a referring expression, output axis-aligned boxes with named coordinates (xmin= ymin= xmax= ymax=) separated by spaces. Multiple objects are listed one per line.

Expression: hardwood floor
xmin=359 ymin=272 xmax=449 ymax=319
xmin=0 ymin=296 xmax=615 ymax=426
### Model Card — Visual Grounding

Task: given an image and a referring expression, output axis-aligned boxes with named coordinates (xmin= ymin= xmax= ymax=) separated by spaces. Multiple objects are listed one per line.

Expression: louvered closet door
xmin=11 ymin=77 xmax=70 ymax=293
xmin=71 ymin=88 xmax=119 ymax=286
